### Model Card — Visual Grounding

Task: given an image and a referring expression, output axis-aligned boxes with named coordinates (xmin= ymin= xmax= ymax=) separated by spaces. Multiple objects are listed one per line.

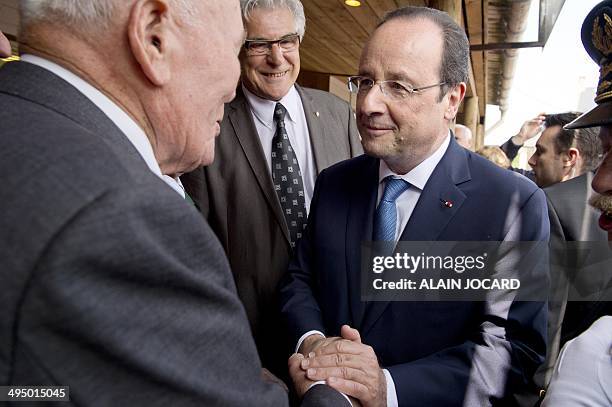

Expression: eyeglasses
xmin=347 ymin=76 xmax=446 ymax=101
xmin=244 ymin=34 xmax=300 ymax=56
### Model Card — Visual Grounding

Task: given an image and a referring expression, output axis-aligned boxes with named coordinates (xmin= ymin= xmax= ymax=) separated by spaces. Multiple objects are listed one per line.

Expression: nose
xmin=266 ymin=44 xmax=284 ymax=66
xmin=528 ymin=153 xmax=536 ymax=168
xmin=358 ymin=83 xmax=387 ymax=117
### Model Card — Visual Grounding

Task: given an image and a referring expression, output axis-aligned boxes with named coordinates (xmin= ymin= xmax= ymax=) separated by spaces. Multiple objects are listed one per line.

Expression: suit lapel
xmin=228 ymin=88 xmax=291 ymax=243
xmin=345 ymin=156 xmax=379 ymax=328
xmin=297 ymin=85 xmax=333 ymax=174
xmin=360 ymin=138 xmax=471 ymax=336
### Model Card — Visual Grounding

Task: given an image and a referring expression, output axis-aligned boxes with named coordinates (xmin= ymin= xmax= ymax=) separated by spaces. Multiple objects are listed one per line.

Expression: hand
xmin=261 ymin=367 xmax=289 ymax=393
xmin=0 ymin=31 xmax=11 ymax=58
xmin=299 ymin=333 xmax=342 ymax=356
xmin=301 ymin=325 xmax=387 ymax=407
xmin=289 ymin=353 xmax=318 ymax=397
xmin=513 ymin=113 xmax=546 ymax=145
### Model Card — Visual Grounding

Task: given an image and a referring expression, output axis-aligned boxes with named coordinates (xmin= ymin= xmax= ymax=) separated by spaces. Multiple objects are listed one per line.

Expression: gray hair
xmin=240 ymin=0 xmax=306 ymax=40
xmin=378 ymin=6 xmax=469 ymax=101
xmin=20 ymin=0 xmax=196 ymax=31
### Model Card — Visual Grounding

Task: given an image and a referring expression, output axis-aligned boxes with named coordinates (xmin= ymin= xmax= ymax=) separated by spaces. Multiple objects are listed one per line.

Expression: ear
xmin=564 ymin=147 xmax=579 ymax=167
xmin=444 ymin=82 xmax=466 ymax=121
xmin=127 ymin=0 xmax=173 ymax=86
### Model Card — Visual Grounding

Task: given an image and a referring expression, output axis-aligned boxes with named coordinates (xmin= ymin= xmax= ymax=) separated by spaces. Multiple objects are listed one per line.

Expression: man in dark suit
xmin=0 ymin=1 xmax=291 ymax=405
xmin=182 ymin=0 xmax=362 ymax=379
xmin=280 ymin=6 xmax=549 ymax=406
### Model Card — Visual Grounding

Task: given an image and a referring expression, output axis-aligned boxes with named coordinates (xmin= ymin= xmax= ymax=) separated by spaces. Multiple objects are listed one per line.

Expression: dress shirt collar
xmin=242 ymin=83 xmax=300 ymax=129
xmin=20 ymin=54 xmax=185 ymax=197
xmin=379 ymin=132 xmax=451 ymax=190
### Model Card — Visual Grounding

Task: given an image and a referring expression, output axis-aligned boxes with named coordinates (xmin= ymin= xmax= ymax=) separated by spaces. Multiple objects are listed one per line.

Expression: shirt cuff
xmin=295 ymin=330 xmax=325 ymax=354
xmin=383 ymin=369 xmax=398 ymax=407
xmin=307 ymin=382 xmax=353 ymax=406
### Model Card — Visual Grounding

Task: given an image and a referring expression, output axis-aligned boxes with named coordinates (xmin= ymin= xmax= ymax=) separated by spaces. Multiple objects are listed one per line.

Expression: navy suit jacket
xmin=280 ymin=137 xmax=550 ymax=406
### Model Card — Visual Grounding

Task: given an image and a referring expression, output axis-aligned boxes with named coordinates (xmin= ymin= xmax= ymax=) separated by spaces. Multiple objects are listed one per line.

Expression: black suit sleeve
xmin=301 ymin=385 xmax=352 ymax=407
xmin=15 ymin=185 xmax=287 ymax=406
xmin=501 ymin=138 xmax=522 ymax=161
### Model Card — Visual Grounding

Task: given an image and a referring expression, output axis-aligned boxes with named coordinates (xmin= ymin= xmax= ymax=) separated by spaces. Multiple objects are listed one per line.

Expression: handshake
xmin=289 ymin=325 xmax=388 ymax=407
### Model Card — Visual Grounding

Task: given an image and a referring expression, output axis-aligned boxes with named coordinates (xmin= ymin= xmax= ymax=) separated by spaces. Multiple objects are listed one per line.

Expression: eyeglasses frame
xmin=347 ymin=75 xmax=446 ymax=99
xmin=243 ymin=33 xmax=301 ymax=56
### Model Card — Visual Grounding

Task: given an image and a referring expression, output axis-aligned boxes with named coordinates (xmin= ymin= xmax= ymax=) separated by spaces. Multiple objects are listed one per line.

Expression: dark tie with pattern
xmin=373 ymin=177 xmax=410 ymax=241
xmin=272 ymin=103 xmax=307 ymax=249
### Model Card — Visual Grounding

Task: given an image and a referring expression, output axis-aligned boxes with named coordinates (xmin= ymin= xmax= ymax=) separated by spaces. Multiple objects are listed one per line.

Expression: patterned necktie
xmin=272 ymin=103 xmax=307 ymax=249
xmin=373 ymin=177 xmax=410 ymax=241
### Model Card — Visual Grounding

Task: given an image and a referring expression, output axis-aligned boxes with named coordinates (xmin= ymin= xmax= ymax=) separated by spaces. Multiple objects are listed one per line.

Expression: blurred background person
xmin=454 ymin=123 xmax=473 ymax=150
xmin=501 ymin=113 xmax=546 ymax=162
xmin=528 ymin=112 xmax=601 ymax=188
xmin=476 ymin=145 xmax=511 ymax=168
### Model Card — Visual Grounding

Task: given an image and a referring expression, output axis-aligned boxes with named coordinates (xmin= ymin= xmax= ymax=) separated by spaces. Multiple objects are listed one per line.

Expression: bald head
xmin=454 ymin=124 xmax=473 ymax=150
xmin=19 ymin=0 xmax=243 ymax=176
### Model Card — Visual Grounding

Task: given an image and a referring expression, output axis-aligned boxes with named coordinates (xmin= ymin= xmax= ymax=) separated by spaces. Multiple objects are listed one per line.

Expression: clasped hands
xmin=289 ymin=325 xmax=386 ymax=407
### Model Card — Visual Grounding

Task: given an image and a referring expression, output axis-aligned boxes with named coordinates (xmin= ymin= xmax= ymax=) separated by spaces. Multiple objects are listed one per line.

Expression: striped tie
xmin=373 ymin=177 xmax=409 ymax=241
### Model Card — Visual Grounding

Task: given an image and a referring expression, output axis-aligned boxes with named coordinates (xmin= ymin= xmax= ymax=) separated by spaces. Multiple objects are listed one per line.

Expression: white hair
xmin=240 ymin=0 xmax=306 ymax=40
xmin=20 ymin=0 xmax=197 ymax=31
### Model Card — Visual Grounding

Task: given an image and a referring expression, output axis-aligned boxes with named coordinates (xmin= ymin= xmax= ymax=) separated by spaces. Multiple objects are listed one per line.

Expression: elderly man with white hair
xmin=0 ymin=1 xmax=293 ymax=405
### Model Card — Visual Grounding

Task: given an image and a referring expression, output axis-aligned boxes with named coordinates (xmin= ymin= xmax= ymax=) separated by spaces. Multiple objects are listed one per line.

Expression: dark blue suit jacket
xmin=280 ymin=137 xmax=550 ymax=406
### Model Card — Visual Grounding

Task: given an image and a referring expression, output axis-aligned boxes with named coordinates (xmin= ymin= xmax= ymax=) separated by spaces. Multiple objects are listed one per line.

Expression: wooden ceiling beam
xmin=465 ymin=0 xmax=486 ymax=117
xmin=300 ymin=0 xmax=366 ymax=73
xmin=335 ymin=0 xmax=380 ymax=35
xmin=395 ymin=0 xmax=428 ymax=7
xmin=367 ymin=0 xmax=400 ymax=20
xmin=300 ymin=34 xmax=357 ymax=74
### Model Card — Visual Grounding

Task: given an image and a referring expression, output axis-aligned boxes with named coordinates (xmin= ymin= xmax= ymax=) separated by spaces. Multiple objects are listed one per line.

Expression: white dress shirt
xmin=296 ymin=134 xmax=452 ymax=407
xmin=19 ymin=54 xmax=185 ymax=198
xmin=377 ymin=133 xmax=451 ymax=241
xmin=243 ymin=84 xmax=316 ymax=213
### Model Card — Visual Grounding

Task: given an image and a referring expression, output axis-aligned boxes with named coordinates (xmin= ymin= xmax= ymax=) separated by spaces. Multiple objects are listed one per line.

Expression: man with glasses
xmin=182 ymin=0 xmax=361 ymax=382
xmin=280 ymin=6 xmax=549 ymax=406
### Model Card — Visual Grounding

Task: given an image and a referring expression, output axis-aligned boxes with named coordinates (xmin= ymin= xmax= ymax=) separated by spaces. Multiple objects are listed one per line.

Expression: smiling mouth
xmin=263 ymin=71 xmax=288 ymax=78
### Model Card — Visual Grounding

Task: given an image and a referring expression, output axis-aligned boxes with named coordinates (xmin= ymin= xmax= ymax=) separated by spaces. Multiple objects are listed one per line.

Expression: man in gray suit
xmin=0 ymin=1 xmax=289 ymax=405
xmin=182 ymin=0 xmax=362 ymax=380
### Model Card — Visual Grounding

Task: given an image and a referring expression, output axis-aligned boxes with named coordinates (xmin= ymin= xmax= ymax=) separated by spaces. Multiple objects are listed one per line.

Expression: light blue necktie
xmin=373 ymin=177 xmax=410 ymax=241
